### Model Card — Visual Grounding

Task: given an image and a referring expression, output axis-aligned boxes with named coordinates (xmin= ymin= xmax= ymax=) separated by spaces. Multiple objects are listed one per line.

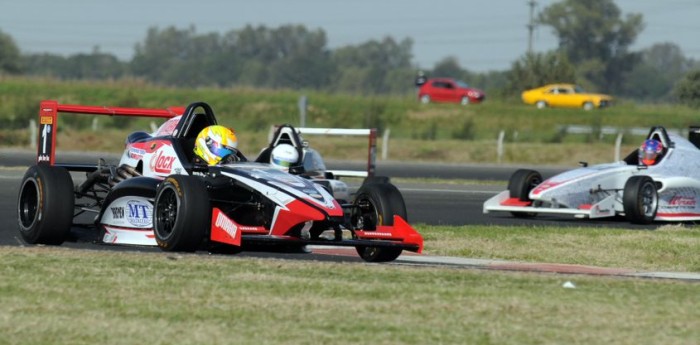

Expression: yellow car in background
xmin=521 ymin=84 xmax=613 ymax=110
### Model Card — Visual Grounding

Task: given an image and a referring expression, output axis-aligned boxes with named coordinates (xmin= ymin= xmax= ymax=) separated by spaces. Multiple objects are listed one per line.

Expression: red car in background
xmin=418 ymin=78 xmax=485 ymax=105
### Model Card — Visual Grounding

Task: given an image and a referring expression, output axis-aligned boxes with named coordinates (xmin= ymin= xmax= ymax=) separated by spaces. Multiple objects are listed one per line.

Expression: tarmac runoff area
xmin=308 ymin=246 xmax=700 ymax=283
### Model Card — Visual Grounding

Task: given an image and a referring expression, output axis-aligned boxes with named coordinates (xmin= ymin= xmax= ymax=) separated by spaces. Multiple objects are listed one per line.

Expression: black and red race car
xmin=17 ymin=100 xmax=423 ymax=262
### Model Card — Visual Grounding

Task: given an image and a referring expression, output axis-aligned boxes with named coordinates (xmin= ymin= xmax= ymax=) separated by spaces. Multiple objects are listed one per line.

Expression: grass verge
xmin=420 ymin=224 xmax=700 ymax=272
xmin=0 ymin=246 xmax=698 ymax=345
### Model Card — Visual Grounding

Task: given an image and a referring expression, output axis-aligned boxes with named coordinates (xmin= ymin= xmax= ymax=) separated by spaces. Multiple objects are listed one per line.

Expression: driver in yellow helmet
xmin=193 ymin=125 xmax=245 ymax=165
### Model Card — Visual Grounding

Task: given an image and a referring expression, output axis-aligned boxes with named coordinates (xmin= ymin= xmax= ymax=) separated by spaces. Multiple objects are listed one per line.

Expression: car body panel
xmin=521 ymin=84 xmax=612 ymax=109
xmin=418 ymin=78 xmax=485 ymax=104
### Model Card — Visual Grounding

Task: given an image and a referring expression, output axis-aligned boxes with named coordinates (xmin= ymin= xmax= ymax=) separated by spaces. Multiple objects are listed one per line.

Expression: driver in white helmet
xmin=269 ymin=144 xmax=299 ymax=172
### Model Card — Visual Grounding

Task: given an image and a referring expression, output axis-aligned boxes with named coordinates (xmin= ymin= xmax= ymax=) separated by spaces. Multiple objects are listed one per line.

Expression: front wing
xmin=211 ymin=208 xmax=423 ymax=253
xmin=483 ymin=190 xmax=618 ymax=219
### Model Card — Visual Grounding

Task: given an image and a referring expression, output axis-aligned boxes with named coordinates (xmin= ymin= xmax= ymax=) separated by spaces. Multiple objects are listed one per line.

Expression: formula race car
xmin=484 ymin=126 xmax=700 ymax=224
xmin=17 ymin=100 xmax=422 ymax=262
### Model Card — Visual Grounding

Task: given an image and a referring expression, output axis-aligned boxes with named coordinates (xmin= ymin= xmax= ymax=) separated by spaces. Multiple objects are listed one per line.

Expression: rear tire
xmin=420 ymin=95 xmax=431 ymax=104
xmin=507 ymin=169 xmax=542 ymax=218
xmin=352 ymin=183 xmax=406 ymax=262
xmin=623 ymin=176 xmax=657 ymax=224
xmin=17 ymin=165 xmax=74 ymax=245
xmin=583 ymin=102 xmax=594 ymax=111
xmin=154 ymin=175 xmax=210 ymax=252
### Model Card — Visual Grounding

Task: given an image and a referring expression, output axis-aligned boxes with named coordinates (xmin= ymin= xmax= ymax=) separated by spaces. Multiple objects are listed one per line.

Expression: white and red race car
xmin=17 ymin=100 xmax=422 ymax=262
xmin=484 ymin=126 xmax=700 ymax=224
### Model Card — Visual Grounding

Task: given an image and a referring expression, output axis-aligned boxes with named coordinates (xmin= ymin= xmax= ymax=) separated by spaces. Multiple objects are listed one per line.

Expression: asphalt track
xmin=1 ymin=149 xmax=697 ymax=281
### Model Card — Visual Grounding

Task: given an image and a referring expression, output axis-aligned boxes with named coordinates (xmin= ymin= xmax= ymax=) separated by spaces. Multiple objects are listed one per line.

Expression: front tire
xmin=508 ymin=169 xmax=542 ymax=218
xmin=154 ymin=175 xmax=210 ymax=252
xmin=583 ymin=102 xmax=594 ymax=111
xmin=17 ymin=165 xmax=74 ymax=245
xmin=460 ymin=96 xmax=470 ymax=105
xmin=535 ymin=100 xmax=547 ymax=109
xmin=419 ymin=95 xmax=431 ymax=104
xmin=623 ymin=176 xmax=657 ymax=224
xmin=352 ymin=183 xmax=406 ymax=262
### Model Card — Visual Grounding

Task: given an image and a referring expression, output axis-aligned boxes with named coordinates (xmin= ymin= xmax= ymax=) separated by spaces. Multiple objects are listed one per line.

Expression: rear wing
xmin=297 ymin=127 xmax=377 ymax=178
xmin=36 ymin=100 xmax=185 ymax=166
xmin=267 ymin=125 xmax=377 ymax=178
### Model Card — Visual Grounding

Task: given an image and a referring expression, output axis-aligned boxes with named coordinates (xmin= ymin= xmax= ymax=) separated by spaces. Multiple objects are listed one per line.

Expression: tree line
xmin=1 ymin=0 xmax=700 ymax=106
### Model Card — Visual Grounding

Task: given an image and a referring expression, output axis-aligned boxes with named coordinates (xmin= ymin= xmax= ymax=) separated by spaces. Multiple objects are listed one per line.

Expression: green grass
xmin=0 ymin=246 xmax=698 ymax=345
xmin=420 ymin=224 xmax=700 ymax=272
xmin=1 ymin=222 xmax=698 ymax=344
xmin=3 ymin=76 xmax=699 ymax=165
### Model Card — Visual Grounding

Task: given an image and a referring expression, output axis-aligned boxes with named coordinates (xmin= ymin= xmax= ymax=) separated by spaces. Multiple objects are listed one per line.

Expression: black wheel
xmin=352 ymin=183 xmax=406 ymax=262
xmin=17 ymin=165 xmax=74 ymax=245
xmin=623 ymin=176 xmax=658 ymax=224
xmin=507 ymin=169 xmax=542 ymax=218
xmin=154 ymin=175 xmax=210 ymax=252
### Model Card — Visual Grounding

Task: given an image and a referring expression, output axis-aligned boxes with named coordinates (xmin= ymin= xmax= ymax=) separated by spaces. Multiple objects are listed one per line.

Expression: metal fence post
xmin=497 ymin=130 xmax=505 ymax=163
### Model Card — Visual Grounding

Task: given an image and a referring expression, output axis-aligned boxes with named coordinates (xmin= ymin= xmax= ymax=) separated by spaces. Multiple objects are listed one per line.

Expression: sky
xmin=1 ymin=0 xmax=700 ymax=72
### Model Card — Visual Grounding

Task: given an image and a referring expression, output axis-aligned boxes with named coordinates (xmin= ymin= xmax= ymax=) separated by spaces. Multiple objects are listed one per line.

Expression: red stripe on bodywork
xmin=578 ymin=204 xmax=593 ymax=210
xmin=500 ymin=198 xmax=532 ymax=207
xmin=656 ymin=212 xmax=700 ymax=218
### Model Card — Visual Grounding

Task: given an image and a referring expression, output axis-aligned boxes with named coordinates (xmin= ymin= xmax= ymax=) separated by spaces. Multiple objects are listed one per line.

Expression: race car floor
xmin=308 ymin=246 xmax=700 ymax=282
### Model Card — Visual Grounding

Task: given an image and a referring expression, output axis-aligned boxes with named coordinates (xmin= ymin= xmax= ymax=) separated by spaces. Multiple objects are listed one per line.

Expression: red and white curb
xmin=308 ymin=246 xmax=700 ymax=282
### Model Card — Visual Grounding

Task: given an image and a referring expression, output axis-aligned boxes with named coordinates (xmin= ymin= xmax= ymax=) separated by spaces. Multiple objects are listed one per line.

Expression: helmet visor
xmin=272 ymin=156 xmax=292 ymax=168
xmin=210 ymin=141 xmax=235 ymax=159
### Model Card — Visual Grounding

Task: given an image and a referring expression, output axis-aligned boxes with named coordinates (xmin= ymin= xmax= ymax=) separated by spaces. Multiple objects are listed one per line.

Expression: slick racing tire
xmin=508 ymin=169 xmax=542 ymax=218
xmin=154 ymin=175 xmax=210 ymax=252
xmin=17 ymin=164 xmax=74 ymax=245
xmin=623 ymin=176 xmax=658 ymax=224
xmin=352 ymin=183 xmax=406 ymax=262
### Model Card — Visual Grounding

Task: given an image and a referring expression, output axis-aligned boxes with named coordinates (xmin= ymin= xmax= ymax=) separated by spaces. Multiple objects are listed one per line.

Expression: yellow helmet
xmin=193 ymin=125 xmax=238 ymax=165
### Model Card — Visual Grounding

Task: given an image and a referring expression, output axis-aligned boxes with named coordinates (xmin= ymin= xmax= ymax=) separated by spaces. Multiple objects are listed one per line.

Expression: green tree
xmin=675 ymin=70 xmax=700 ymax=108
xmin=538 ymin=0 xmax=644 ymax=92
xmin=431 ymin=57 xmax=466 ymax=79
xmin=0 ymin=29 xmax=22 ymax=74
xmin=622 ymin=43 xmax=695 ymax=101
xmin=332 ymin=37 xmax=414 ymax=94
xmin=506 ymin=51 xmax=576 ymax=95
xmin=131 ymin=26 xmax=224 ymax=86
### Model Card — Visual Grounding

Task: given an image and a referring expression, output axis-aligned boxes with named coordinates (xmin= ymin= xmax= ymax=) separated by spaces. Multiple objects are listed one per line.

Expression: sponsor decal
xmin=669 ymin=195 xmax=696 ymax=207
xmin=150 ymin=151 xmax=176 ymax=174
xmin=215 ymin=211 xmax=238 ymax=239
xmin=210 ymin=208 xmax=242 ymax=245
xmin=110 ymin=207 xmax=124 ymax=219
xmin=128 ymin=148 xmax=145 ymax=160
xmin=126 ymin=200 xmax=152 ymax=227
xmin=40 ymin=116 xmax=53 ymax=125
xmin=360 ymin=231 xmax=392 ymax=237
xmin=38 ymin=155 xmax=50 ymax=162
